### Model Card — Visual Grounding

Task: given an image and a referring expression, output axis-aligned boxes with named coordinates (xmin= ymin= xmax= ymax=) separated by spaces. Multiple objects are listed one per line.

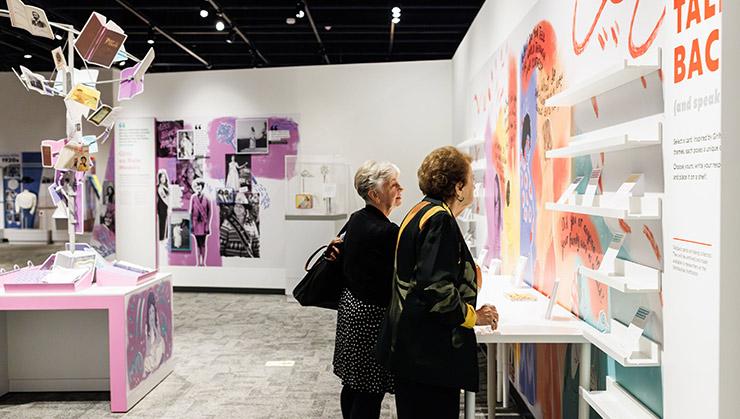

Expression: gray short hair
xmin=354 ymin=160 xmax=400 ymax=202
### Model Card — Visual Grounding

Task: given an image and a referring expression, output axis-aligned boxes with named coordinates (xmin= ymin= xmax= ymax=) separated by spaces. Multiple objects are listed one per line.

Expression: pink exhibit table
xmin=0 ymin=272 xmax=174 ymax=412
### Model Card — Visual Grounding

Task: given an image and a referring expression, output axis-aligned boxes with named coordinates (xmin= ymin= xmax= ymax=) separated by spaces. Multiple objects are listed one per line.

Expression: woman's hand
xmin=324 ymin=238 xmax=343 ymax=261
xmin=475 ymin=304 xmax=499 ymax=330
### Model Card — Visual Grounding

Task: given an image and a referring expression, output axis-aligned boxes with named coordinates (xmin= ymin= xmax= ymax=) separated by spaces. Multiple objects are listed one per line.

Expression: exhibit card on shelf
xmin=626 ymin=306 xmax=651 ymax=351
xmin=582 ymin=168 xmax=602 ymax=207
xmin=557 ymin=175 xmax=584 ymax=204
xmin=599 ymin=232 xmax=626 ymax=274
xmin=513 ymin=255 xmax=528 ymax=288
xmin=544 ymin=278 xmax=561 ymax=320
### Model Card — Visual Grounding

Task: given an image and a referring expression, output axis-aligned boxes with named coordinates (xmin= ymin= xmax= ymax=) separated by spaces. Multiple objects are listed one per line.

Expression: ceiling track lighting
xmin=296 ymin=1 xmax=305 ymax=19
xmin=199 ymin=8 xmax=209 ymax=18
xmin=147 ymin=27 xmax=156 ymax=45
xmin=215 ymin=19 xmax=225 ymax=31
xmin=391 ymin=6 xmax=401 ymax=24
xmin=23 ymin=53 xmax=32 ymax=59
xmin=226 ymin=29 xmax=237 ymax=44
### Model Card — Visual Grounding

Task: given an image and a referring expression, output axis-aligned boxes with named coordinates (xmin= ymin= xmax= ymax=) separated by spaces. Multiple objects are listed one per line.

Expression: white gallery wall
xmin=114 ymin=60 xmax=452 ymax=289
xmin=116 ymin=60 xmax=452 ymax=225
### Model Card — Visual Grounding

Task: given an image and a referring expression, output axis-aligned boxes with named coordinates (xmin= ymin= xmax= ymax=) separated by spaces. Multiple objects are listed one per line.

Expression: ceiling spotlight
xmin=324 ymin=25 xmax=332 ymax=31
xmin=392 ymin=7 xmax=401 ymax=18
xmin=226 ymin=30 xmax=237 ymax=44
xmin=54 ymin=33 xmax=63 ymax=40
xmin=215 ymin=20 xmax=225 ymax=31
xmin=147 ymin=37 xmax=155 ymax=45
xmin=392 ymin=17 xmax=400 ymax=24
xmin=199 ymin=8 xmax=209 ymax=18
xmin=119 ymin=60 xmax=127 ymax=67
xmin=286 ymin=17 xmax=296 ymax=25
xmin=147 ymin=28 xmax=155 ymax=45
xmin=23 ymin=54 xmax=32 ymax=59
xmin=296 ymin=1 xmax=305 ymax=18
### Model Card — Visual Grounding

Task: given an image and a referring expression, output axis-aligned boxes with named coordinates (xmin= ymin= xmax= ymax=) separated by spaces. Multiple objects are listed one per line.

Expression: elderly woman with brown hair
xmin=330 ymin=160 xmax=404 ymax=419
xmin=379 ymin=146 xmax=499 ymax=419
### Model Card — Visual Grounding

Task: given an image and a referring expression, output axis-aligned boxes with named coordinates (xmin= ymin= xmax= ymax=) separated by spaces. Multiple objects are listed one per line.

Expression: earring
xmin=456 ymin=195 xmax=464 ymax=202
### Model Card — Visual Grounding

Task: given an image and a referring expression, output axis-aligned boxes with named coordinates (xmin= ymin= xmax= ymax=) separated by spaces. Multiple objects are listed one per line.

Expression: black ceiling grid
xmin=0 ymin=0 xmax=484 ymax=73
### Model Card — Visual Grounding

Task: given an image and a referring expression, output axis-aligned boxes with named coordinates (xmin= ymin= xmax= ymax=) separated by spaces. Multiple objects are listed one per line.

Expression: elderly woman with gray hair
xmin=329 ymin=160 xmax=404 ymax=419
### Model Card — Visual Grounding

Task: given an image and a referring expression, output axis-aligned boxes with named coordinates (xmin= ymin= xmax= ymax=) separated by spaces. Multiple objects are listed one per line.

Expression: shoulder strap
xmin=395 ymin=201 xmax=453 ymax=252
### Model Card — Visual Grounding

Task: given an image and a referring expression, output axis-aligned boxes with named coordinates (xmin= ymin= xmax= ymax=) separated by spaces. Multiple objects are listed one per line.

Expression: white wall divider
xmin=579 ymin=259 xmax=661 ymax=294
xmin=546 ymin=114 xmax=663 ymax=159
xmin=583 ymin=319 xmax=661 ymax=367
xmin=545 ymin=49 xmax=661 ymax=107
xmin=545 ymin=193 xmax=662 ymax=220
xmin=580 ymin=377 xmax=658 ymax=419
xmin=471 ymin=159 xmax=486 ymax=172
xmin=456 ymin=136 xmax=484 ymax=149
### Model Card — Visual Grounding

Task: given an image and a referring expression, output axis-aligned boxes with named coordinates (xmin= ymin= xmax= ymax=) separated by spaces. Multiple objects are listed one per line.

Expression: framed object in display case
xmin=285 ymin=155 xmax=349 ymax=219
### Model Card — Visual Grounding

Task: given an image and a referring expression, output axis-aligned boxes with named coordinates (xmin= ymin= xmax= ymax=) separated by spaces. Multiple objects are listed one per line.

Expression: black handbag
xmin=293 ymin=231 xmax=346 ymax=310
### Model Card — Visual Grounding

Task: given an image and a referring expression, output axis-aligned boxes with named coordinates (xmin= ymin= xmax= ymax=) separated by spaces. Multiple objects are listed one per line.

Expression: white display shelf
xmin=580 ymin=377 xmax=658 ymax=419
xmin=545 ymin=194 xmax=661 ymax=220
xmin=546 ymin=114 xmax=663 ymax=158
xmin=579 ymin=259 xmax=661 ymax=294
xmin=471 ymin=159 xmax=486 ymax=172
xmin=583 ymin=319 xmax=661 ymax=367
xmin=456 ymin=136 xmax=484 ymax=149
xmin=545 ymin=50 xmax=661 ymax=107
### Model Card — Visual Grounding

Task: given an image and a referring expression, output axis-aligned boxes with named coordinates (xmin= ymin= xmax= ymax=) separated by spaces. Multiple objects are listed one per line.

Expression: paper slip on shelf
xmin=580 ymin=377 xmax=658 ymax=419
xmin=455 ymin=136 xmax=484 ymax=149
xmin=579 ymin=259 xmax=661 ymax=294
xmin=545 ymin=193 xmax=662 ymax=220
xmin=583 ymin=319 xmax=661 ymax=367
xmin=545 ymin=49 xmax=661 ymax=107
xmin=546 ymin=114 xmax=663 ymax=158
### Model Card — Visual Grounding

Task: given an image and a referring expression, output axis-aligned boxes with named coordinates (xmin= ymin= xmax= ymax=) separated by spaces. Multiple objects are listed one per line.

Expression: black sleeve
xmin=413 ymin=213 xmax=468 ymax=326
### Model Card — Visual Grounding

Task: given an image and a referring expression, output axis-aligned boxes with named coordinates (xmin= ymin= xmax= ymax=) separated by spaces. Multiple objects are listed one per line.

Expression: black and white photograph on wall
xmin=176 ymin=157 xmax=205 ymax=204
xmin=219 ymin=191 xmax=260 ymax=258
xmin=224 ymin=154 xmax=251 ymax=191
xmin=169 ymin=210 xmax=191 ymax=252
xmin=235 ymin=118 xmax=269 ymax=154
xmin=3 ymin=163 xmax=21 ymax=179
xmin=177 ymin=130 xmax=195 ymax=160
xmin=216 ymin=187 xmax=235 ymax=204
xmin=102 ymin=181 xmax=115 ymax=205
xmin=156 ymin=170 xmax=170 ymax=241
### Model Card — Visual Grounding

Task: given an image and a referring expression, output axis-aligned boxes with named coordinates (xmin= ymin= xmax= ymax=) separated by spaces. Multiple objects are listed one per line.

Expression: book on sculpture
xmin=74 ymin=12 xmax=127 ymax=68
xmin=6 ymin=0 xmax=54 ymax=39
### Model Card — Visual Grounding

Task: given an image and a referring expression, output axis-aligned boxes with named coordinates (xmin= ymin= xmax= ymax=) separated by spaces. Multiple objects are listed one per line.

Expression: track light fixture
xmin=215 ymin=20 xmax=225 ymax=31
xmin=146 ymin=28 xmax=156 ymax=45
xmin=54 ymin=33 xmax=62 ymax=40
xmin=199 ymin=8 xmax=209 ymax=18
xmin=23 ymin=54 xmax=32 ymax=59
xmin=296 ymin=1 xmax=305 ymax=19
xmin=391 ymin=6 xmax=401 ymax=24
xmin=226 ymin=29 xmax=237 ymax=44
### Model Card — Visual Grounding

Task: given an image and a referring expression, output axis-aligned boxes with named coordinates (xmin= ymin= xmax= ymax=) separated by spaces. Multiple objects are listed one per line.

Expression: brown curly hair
xmin=417 ymin=146 xmax=472 ymax=201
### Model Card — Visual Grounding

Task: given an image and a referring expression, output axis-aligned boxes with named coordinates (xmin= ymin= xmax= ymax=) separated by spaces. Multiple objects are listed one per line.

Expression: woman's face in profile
xmin=458 ymin=166 xmax=475 ymax=208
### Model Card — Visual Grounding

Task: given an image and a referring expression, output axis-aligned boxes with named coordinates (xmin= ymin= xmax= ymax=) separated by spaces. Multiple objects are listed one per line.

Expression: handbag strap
xmin=304 ymin=245 xmax=328 ymax=272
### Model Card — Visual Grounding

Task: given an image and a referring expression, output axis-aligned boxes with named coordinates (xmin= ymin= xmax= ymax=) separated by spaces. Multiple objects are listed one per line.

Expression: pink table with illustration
xmin=0 ymin=271 xmax=174 ymax=412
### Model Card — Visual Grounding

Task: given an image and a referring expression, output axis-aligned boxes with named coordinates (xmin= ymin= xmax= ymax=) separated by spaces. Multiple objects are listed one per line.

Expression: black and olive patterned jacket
xmin=378 ymin=197 xmax=479 ymax=392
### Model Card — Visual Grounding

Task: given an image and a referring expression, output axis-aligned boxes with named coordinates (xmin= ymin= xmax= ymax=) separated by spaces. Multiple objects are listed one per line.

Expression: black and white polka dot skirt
xmin=333 ymin=288 xmax=395 ymax=394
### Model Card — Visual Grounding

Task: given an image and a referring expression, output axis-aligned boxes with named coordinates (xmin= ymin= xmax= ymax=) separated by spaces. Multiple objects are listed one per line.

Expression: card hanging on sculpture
xmin=118 ymin=63 xmax=144 ymax=101
xmin=133 ymin=47 xmax=155 ymax=82
xmin=87 ymin=104 xmax=118 ymax=127
xmin=40 ymin=139 xmax=66 ymax=168
xmin=66 ymin=83 xmax=101 ymax=110
xmin=74 ymin=12 xmax=127 ymax=68
xmin=54 ymin=68 xmax=99 ymax=93
xmin=6 ymin=0 xmax=54 ymax=39
xmin=19 ymin=65 xmax=56 ymax=96
xmin=557 ymin=176 xmax=585 ymax=204
xmin=599 ymin=232 xmax=626 ymax=274
xmin=51 ymin=47 xmax=67 ymax=71
xmin=582 ymin=168 xmax=602 ymax=207
xmin=11 ymin=68 xmax=29 ymax=92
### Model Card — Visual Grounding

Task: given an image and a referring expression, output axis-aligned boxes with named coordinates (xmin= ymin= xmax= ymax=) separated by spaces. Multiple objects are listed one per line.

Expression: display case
xmin=285 ymin=155 xmax=350 ymax=219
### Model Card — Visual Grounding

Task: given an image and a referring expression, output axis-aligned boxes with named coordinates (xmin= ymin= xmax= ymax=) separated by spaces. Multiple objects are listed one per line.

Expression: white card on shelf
xmin=544 ymin=278 xmax=561 ymax=320
xmin=488 ymin=258 xmax=502 ymax=275
xmin=625 ymin=306 xmax=651 ymax=351
xmin=582 ymin=168 xmax=602 ymax=207
xmin=557 ymin=176 xmax=585 ymax=204
xmin=609 ymin=173 xmax=645 ymax=208
xmin=475 ymin=247 xmax=488 ymax=268
xmin=599 ymin=232 xmax=626 ymax=274
xmin=513 ymin=255 xmax=528 ymax=287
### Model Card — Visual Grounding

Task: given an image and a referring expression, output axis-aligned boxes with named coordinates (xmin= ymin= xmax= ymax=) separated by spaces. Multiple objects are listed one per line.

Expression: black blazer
xmin=341 ymin=205 xmax=400 ymax=307
xmin=378 ymin=197 xmax=479 ymax=392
